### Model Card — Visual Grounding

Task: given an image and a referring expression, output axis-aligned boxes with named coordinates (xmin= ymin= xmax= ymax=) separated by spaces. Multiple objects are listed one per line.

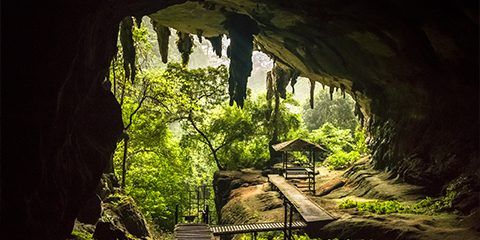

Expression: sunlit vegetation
xmin=300 ymin=88 xmax=368 ymax=170
xmin=237 ymin=233 xmax=338 ymax=240
xmin=302 ymin=87 xmax=358 ymax=132
xmin=339 ymin=191 xmax=457 ymax=215
xmin=108 ymin=19 xmax=369 ymax=232
xmin=71 ymin=229 xmax=93 ymax=240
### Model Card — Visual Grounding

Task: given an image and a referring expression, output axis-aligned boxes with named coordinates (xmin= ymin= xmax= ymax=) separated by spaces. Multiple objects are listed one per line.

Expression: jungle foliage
xmin=302 ymin=88 xmax=358 ymax=131
xmin=300 ymin=88 xmax=368 ymax=169
xmin=108 ymin=18 xmax=368 ymax=232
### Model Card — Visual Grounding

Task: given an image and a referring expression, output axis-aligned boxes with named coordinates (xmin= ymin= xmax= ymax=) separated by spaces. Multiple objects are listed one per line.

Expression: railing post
xmin=121 ymin=133 xmax=129 ymax=189
xmin=205 ymin=205 xmax=209 ymax=224
xmin=284 ymin=197 xmax=288 ymax=240
xmin=312 ymin=150 xmax=316 ymax=195
xmin=175 ymin=204 xmax=179 ymax=225
xmin=197 ymin=188 xmax=200 ymax=219
xmin=289 ymin=203 xmax=293 ymax=240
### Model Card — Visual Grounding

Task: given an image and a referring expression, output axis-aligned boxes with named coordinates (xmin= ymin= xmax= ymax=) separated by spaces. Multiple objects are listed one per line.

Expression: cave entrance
xmin=1 ymin=0 xmax=480 ymax=239
xmin=4 ymin=1 xmax=478 ymax=239
xmin=106 ymin=15 xmax=368 ymax=237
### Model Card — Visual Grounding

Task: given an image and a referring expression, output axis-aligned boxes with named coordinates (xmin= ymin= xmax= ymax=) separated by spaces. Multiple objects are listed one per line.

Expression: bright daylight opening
xmin=109 ymin=18 xmax=367 ymax=239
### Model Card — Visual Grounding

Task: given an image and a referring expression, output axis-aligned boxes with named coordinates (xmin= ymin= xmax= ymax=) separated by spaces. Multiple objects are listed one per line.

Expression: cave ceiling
xmin=148 ymin=0 xmax=475 ymax=119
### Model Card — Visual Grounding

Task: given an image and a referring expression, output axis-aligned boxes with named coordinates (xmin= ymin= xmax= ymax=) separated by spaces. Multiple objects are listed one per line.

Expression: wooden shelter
xmin=272 ymin=139 xmax=327 ymax=194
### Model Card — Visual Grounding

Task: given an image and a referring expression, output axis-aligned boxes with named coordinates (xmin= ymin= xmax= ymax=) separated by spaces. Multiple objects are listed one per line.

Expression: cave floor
xmin=308 ymin=161 xmax=480 ymax=240
xmin=218 ymin=163 xmax=480 ymax=240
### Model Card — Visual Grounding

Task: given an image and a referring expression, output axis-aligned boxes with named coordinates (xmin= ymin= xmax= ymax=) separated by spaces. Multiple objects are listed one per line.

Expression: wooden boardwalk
xmin=210 ymin=221 xmax=307 ymax=235
xmin=174 ymin=223 xmax=213 ymax=240
xmin=174 ymin=175 xmax=334 ymax=239
xmin=268 ymin=174 xmax=334 ymax=224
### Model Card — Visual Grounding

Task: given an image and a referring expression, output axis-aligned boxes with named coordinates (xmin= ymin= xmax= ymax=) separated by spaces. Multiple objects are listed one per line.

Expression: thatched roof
xmin=272 ymin=138 xmax=327 ymax=152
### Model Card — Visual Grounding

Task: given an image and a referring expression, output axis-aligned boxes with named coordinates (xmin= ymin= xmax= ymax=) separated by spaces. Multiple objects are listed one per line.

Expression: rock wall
xmin=213 ymin=170 xmax=285 ymax=240
xmin=2 ymin=0 xmax=478 ymax=239
xmin=213 ymin=169 xmax=268 ymax=222
xmin=2 ymin=0 xmax=183 ymax=239
xmin=149 ymin=0 xmax=479 ymax=192
xmin=70 ymin=174 xmax=152 ymax=240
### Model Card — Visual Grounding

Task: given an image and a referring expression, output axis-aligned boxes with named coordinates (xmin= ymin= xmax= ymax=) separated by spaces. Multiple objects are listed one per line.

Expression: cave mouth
xmin=2 ymin=0 xmax=478 ymax=239
xmin=107 ymin=19 xmax=367 ymax=232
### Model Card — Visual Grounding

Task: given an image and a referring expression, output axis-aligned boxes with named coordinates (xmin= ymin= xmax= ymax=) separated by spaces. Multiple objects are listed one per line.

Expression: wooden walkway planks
xmin=268 ymin=174 xmax=334 ymax=223
xmin=210 ymin=221 xmax=307 ymax=235
xmin=174 ymin=223 xmax=213 ymax=240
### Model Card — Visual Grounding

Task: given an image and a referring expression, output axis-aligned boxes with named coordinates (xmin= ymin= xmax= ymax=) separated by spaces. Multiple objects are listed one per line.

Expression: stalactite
xmin=266 ymin=70 xmax=274 ymax=101
xmin=120 ymin=17 xmax=136 ymax=84
xmin=354 ymin=102 xmax=365 ymax=126
xmin=176 ymin=31 xmax=194 ymax=66
xmin=224 ymin=13 xmax=259 ymax=107
xmin=150 ymin=19 xmax=170 ymax=64
xmin=196 ymin=29 xmax=203 ymax=43
xmin=290 ymin=71 xmax=300 ymax=94
xmin=272 ymin=65 xmax=290 ymax=99
xmin=134 ymin=16 xmax=143 ymax=28
xmin=206 ymin=35 xmax=222 ymax=58
xmin=309 ymin=79 xmax=315 ymax=109
xmin=267 ymin=63 xmax=298 ymax=103
xmin=266 ymin=70 xmax=274 ymax=121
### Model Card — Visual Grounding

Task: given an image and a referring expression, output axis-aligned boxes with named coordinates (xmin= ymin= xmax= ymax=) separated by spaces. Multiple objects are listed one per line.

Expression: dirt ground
xmin=217 ymin=161 xmax=480 ymax=240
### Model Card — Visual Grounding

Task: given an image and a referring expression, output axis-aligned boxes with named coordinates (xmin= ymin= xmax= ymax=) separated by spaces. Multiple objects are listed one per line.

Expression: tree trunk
xmin=188 ymin=114 xmax=225 ymax=170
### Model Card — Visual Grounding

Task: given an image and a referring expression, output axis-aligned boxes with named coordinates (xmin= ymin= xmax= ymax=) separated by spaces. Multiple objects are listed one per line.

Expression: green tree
xmin=197 ymin=93 xmax=303 ymax=169
xmin=306 ymin=123 xmax=368 ymax=169
xmin=302 ymin=87 xmax=358 ymax=131
xmin=161 ymin=63 xmax=230 ymax=170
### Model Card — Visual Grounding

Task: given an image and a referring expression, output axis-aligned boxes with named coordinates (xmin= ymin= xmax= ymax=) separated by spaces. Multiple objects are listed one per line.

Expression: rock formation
xmin=2 ymin=0 xmax=478 ymax=239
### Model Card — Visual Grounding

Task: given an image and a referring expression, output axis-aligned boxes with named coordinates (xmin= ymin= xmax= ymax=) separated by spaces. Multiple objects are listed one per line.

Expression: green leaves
xmin=339 ymin=192 xmax=457 ymax=215
xmin=112 ymin=63 xmax=230 ymax=230
xmin=196 ymin=94 xmax=302 ymax=169
xmin=306 ymin=123 xmax=368 ymax=169
xmin=302 ymin=87 xmax=358 ymax=132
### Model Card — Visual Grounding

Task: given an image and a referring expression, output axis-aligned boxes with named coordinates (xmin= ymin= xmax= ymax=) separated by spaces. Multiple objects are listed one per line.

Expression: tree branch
xmin=188 ymin=112 xmax=225 ymax=170
xmin=124 ymin=86 xmax=148 ymax=130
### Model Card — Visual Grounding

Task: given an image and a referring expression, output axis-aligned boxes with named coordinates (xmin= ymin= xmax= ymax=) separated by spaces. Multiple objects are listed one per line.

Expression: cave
xmin=1 ymin=0 xmax=478 ymax=239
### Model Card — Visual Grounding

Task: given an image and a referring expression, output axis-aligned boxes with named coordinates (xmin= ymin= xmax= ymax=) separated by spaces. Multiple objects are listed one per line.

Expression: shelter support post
xmin=312 ymin=150 xmax=316 ymax=195
xmin=175 ymin=204 xmax=179 ymax=224
xmin=284 ymin=196 xmax=288 ymax=240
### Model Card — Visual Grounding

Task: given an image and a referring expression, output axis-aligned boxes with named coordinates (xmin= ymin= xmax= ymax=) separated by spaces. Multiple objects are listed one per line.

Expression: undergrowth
xmin=339 ymin=191 xmax=457 ymax=214
xmin=238 ymin=233 xmax=340 ymax=240
xmin=70 ymin=229 xmax=93 ymax=240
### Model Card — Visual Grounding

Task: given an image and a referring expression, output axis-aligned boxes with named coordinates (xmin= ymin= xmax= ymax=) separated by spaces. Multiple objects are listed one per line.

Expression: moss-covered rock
xmin=93 ymin=194 xmax=151 ymax=240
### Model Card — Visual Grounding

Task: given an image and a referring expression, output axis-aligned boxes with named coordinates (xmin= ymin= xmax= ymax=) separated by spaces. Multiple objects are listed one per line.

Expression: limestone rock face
xmin=213 ymin=169 xmax=267 ymax=221
xmin=150 ymin=0 xmax=479 ymax=216
xmin=3 ymin=0 xmax=478 ymax=239
xmin=149 ymin=0 xmax=478 ymax=191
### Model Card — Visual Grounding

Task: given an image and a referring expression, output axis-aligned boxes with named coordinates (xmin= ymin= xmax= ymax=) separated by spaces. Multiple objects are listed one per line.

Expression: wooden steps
xmin=268 ymin=174 xmax=334 ymax=224
xmin=210 ymin=221 xmax=307 ymax=235
xmin=174 ymin=223 xmax=213 ymax=240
